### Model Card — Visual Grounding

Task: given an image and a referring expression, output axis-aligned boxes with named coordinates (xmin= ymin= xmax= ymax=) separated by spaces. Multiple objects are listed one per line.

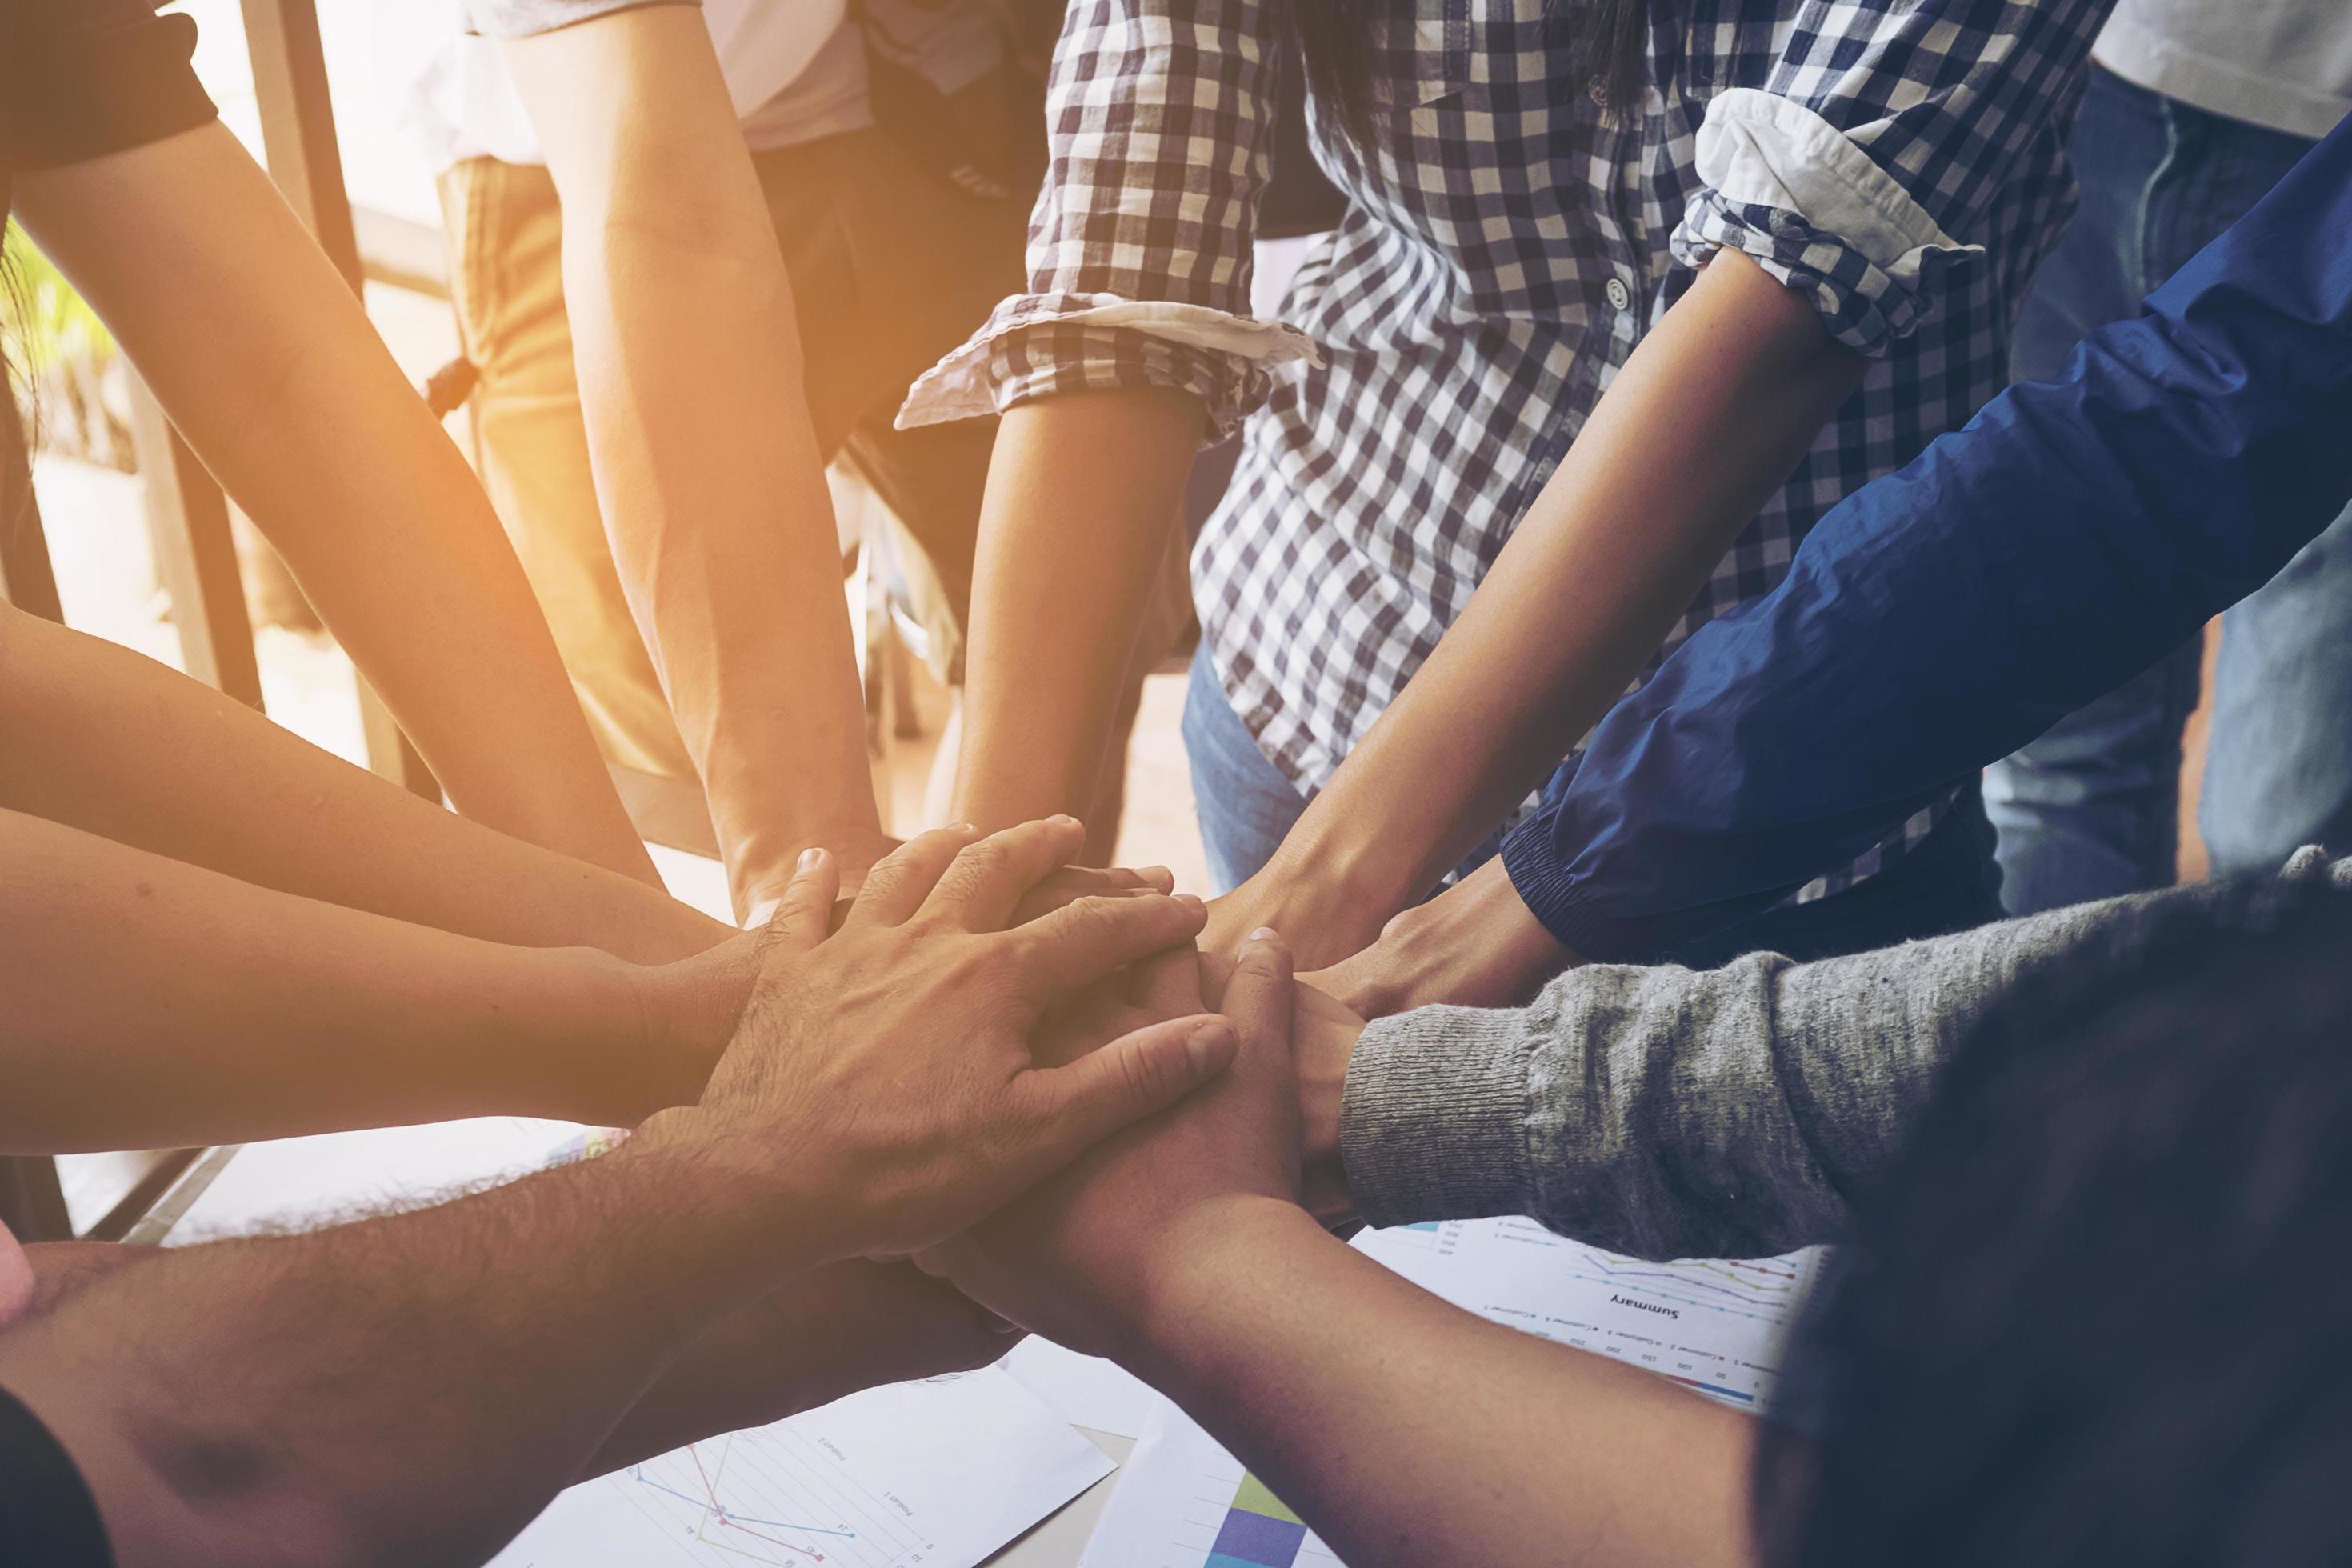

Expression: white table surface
xmin=131 ymin=1146 xmax=1130 ymax=1568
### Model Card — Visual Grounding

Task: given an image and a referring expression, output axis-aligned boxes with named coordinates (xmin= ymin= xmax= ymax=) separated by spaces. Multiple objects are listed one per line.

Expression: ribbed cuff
xmin=1498 ymin=816 xmax=1663 ymax=965
xmin=1339 ymin=1006 xmax=1538 ymax=1230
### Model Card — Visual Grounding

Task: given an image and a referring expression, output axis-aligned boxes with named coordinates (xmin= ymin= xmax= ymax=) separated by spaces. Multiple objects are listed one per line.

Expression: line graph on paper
xmin=617 ymin=1427 xmax=935 ymax=1567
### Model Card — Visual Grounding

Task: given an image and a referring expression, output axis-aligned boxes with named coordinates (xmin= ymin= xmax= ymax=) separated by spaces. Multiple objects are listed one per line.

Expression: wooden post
xmin=128 ymin=376 xmax=266 ymax=707
xmin=242 ymin=0 xmax=439 ymax=798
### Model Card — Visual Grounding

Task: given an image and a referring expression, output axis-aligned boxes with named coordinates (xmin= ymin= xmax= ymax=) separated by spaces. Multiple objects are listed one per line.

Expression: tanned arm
xmin=498 ymin=7 xmax=884 ymax=917
xmin=949 ymin=390 xmax=1206 ymax=831
xmin=0 ymin=821 xmax=1234 ymax=1568
xmin=927 ymin=933 xmax=1762 ymax=1568
xmin=1208 ymin=253 xmax=1864 ymax=966
xmin=0 ymin=605 xmax=728 ymax=962
xmin=10 ymin=124 xmax=654 ymax=883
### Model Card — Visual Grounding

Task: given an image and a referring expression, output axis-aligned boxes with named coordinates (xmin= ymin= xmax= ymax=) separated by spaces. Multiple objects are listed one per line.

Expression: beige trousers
xmin=437 ymin=127 xmax=1022 ymax=780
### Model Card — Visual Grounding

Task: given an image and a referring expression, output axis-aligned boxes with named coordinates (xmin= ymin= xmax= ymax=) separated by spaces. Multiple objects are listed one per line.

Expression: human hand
xmin=1305 ymin=854 xmax=1575 ymax=1019
xmin=638 ymin=818 xmax=1238 ymax=1263
xmin=1201 ymin=860 xmax=1395 ymax=973
xmin=741 ymin=826 xmax=905 ymax=926
xmin=916 ymin=930 xmax=1302 ymax=1361
xmin=625 ymin=861 xmax=1185 ymax=1122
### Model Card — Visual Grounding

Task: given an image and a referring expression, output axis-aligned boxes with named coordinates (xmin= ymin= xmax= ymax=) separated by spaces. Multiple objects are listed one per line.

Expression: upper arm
xmin=493 ymin=0 xmax=768 ymax=246
xmin=1676 ymin=0 xmax=2111 ymax=354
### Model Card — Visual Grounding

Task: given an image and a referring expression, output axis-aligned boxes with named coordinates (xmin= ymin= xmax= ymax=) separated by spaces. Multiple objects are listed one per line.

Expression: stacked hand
xmin=916 ymin=929 xmax=1304 ymax=1361
xmin=1303 ymin=854 xmax=1577 ymax=1019
xmin=633 ymin=818 xmax=1242 ymax=1266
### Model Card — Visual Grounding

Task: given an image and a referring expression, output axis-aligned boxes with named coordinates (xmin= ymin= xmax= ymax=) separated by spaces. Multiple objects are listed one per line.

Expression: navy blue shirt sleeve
xmin=1502 ymin=114 xmax=2352 ymax=962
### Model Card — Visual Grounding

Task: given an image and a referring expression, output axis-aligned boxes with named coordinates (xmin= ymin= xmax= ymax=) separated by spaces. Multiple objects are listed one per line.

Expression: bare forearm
xmin=0 ymin=608 xmax=726 ymax=962
xmin=581 ymin=1260 xmax=995 ymax=1476
xmin=0 ymin=808 xmax=734 ymax=1151
xmin=503 ymin=9 xmax=878 ymax=914
xmin=1122 ymin=1201 xmax=1759 ymax=1568
xmin=0 ymin=1145 xmax=796 ymax=1568
xmin=1282 ymin=252 xmax=1866 ymax=917
xmin=12 ymin=125 xmax=654 ymax=881
xmin=952 ymin=389 xmax=1203 ymax=830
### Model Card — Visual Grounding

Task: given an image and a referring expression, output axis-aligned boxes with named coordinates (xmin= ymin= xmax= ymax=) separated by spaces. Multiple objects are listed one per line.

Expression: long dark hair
xmin=1284 ymin=0 xmax=1652 ymax=142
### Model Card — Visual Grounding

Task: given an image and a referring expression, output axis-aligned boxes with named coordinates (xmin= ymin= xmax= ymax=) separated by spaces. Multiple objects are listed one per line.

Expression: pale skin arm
xmin=949 ymin=388 xmax=1206 ymax=832
xmin=10 ymin=124 xmax=654 ymax=884
xmin=498 ymin=7 xmax=883 ymax=917
xmin=0 ymin=604 xmax=730 ymax=963
xmin=0 ymin=805 xmax=750 ymax=1153
xmin=1209 ymin=252 xmax=1866 ymax=966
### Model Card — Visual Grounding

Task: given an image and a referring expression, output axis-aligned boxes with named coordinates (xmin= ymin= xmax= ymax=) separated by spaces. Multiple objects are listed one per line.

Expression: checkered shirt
xmin=903 ymin=0 xmax=2113 ymax=898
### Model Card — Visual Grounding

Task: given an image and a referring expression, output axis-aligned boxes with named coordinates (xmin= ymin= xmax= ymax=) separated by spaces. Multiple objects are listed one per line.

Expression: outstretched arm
xmin=497 ymin=4 xmax=883 ymax=916
xmin=1499 ymin=111 xmax=2352 ymax=964
xmin=0 ymin=605 xmax=729 ymax=962
xmin=926 ymin=934 xmax=1759 ymax=1568
xmin=0 ymin=805 xmax=748 ymax=1153
xmin=1209 ymin=252 xmax=1861 ymax=964
xmin=10 ymin=122 xmax=654 ymax=883
xmin=950 ymin=389 xmax=1206 ymax=831
xmin=0 ymin=822 xmax=1231 ymax=1568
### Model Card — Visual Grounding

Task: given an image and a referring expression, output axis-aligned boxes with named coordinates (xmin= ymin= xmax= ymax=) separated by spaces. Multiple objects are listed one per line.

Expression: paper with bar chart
xmin=493 ymin=1367 xmax=1114 ymax=1568
xmin=1079 ymin=1218 xmax=1825 ymax=1567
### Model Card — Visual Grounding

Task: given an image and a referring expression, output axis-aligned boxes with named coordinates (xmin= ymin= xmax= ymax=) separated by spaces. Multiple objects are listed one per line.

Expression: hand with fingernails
xmin=631 ymin=816 xmax=1240 ymax=1265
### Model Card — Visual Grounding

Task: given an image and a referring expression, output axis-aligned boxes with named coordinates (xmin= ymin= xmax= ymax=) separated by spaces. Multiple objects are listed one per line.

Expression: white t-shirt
xmin=378 ymin=0 xmax=872 ymax=172
xmin=2095 ymin=0 xmax=2352 ymax=140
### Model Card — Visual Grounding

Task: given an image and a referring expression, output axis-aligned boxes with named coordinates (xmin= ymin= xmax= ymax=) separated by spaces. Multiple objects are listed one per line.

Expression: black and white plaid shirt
xmin=904 ymin=0 xmax=2112 ymax=897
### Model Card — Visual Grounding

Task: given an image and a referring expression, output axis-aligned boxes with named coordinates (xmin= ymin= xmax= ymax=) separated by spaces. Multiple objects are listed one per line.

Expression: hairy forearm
xmin=0 ymin=807 xmax=738 ymax=1151
xmin=0 ymin=1142 xmax=800 ymax=1568
xmin=1278 ymin=253 xmax=1865 ymax=919
xmin=951 ymin=389 xmax=1203 ymax=830
xmin=580 ymin=1260 xmax=994 ymax=1477
xmin=12 ymin=125 xmax=654 ymax=882
xmin=0 ymin=608 xmax=726 ymax=962
xmin=1122 ymin=1201 xmax=1759 ymax=1568
xmin=502 ymin=8 xmax=877 ymax=915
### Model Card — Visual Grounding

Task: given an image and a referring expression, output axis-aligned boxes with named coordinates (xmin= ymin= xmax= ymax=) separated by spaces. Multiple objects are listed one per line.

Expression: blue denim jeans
xmin=1182 ymin=645 xmax=1310 ymax=895
xmin=1184 ymin=645 xmax=2003 ymax=962
xmin=1986 ymin=66 xmax=2352 ymax=914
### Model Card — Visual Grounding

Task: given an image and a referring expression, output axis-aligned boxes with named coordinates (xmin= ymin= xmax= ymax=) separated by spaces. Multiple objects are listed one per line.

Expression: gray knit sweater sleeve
xmin=1338 ymin=850 xmax=2351 ymax=1260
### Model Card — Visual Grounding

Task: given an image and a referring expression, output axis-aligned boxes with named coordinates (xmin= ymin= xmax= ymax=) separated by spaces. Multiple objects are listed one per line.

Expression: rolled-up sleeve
xmin=1508 ymin=112 xmax=2352 ymax=962
xmin=1674 ymin=0 xmax=2110 ymax=358
xmin=897 ymin=0 xmax=1315 ymax=440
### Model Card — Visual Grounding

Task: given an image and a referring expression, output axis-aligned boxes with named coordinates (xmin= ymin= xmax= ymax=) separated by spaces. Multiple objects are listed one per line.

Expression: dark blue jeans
xmin=1986 ymin=67 xmax=2352 ymax=914
xmin=1183 ymin=646 xmax=2002 ymax=966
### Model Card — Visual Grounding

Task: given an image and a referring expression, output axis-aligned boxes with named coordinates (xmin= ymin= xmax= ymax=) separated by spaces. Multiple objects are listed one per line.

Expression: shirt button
xmin=1605 ymin=277 xmax=1633 ymax=312
xmin=1589 ymin=77 xmax=1610 ymax=108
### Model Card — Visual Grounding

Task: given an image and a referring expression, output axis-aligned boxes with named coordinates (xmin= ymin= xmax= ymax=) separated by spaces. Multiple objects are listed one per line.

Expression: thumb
xmin=763 ymin=847 xmax=841 ymax=953
xmin=1022 ymin=1014 xmax=1238 ymax=1157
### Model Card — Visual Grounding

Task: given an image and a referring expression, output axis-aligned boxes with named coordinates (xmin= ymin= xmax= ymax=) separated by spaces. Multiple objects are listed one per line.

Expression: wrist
xmin=617 ymin=935 xmax=760 ymax=1121
xmin=1274 ymin=798 xmax=1429 ymax=918
xmin=1115 ymin=1196 xmax=1326 ymax=1375
xmin=622 ymin=1106 xmax=841 ymax=1275
xmin=1296 ymin=1002 xmax=1364 ymax=1226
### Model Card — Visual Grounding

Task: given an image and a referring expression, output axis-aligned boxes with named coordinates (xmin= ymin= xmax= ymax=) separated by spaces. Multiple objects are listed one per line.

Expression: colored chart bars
xmin=1206 ymin=1471 xmax=1309 ymax=1568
